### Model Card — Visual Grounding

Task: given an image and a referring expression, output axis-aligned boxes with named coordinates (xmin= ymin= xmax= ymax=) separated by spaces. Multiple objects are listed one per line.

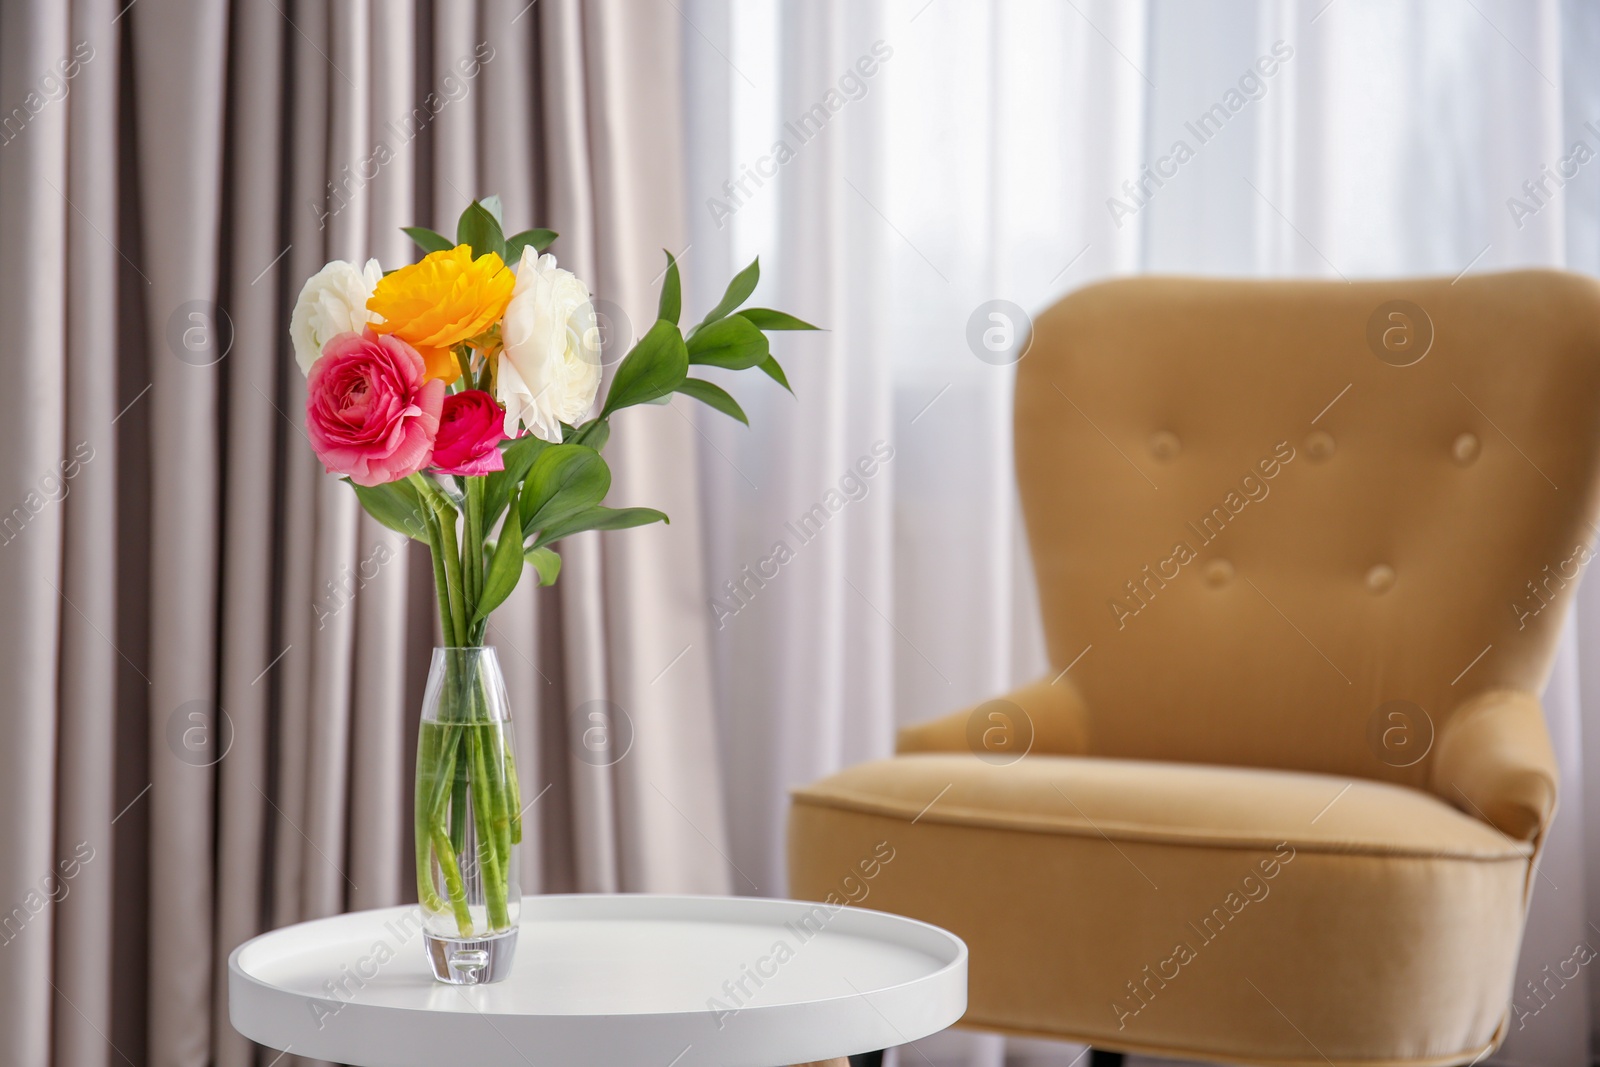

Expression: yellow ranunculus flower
xmin=367 ymin=245 xmax=515 ymax=382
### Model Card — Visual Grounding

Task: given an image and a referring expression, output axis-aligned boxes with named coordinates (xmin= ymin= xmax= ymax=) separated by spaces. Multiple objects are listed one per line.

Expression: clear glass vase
xmin=415 ymin=647 xmax=521 ymax=984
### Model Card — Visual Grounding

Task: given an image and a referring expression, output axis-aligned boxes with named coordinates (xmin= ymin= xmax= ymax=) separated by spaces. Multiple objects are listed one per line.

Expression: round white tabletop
xmin=229 ymin=894 xmax=967 ymax=1067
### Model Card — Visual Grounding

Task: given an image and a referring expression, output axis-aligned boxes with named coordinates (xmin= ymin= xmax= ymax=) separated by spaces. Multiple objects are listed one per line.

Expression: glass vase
xmin=415 ymin=647 xmax=521 ymax=984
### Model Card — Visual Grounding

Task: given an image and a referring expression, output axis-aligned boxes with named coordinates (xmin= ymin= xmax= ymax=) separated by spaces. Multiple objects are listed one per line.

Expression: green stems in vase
xmin=406 ymin=469 xmax=521 ymax=941
xmin=415 ymin=648 xmax=519 ymax=943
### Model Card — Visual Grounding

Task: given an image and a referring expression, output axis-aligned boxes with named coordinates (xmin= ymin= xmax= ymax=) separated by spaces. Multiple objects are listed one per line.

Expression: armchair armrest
xmin=1429 ymin=688 xmax=1558 ymax=842
xmin=897 ymin=674 xmax=1092 ymax=757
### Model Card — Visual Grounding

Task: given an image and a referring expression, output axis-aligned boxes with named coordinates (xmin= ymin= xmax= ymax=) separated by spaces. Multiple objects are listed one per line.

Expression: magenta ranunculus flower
xmin=432 ymin=390 xmax=509 ymax=475
xmin=306 ymin=329 xmax=445 ymax=487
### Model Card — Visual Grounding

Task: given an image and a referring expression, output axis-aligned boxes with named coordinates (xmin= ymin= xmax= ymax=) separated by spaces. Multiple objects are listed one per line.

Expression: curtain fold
xmin=129 ymin=2 xmax=229 ymax=1063
xmin=210 ymin=0 xmax=285 ymax=1063
xmin=54 ymin=2 xmax=120 ymax=1067
xmin=0 ymin=1 xmax=732 ymax=1063
xmin=0 ymin=0 xmax=65 ymax=1036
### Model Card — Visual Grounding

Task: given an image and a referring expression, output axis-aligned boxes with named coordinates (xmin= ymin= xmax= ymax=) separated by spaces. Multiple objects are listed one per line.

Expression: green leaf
xmin=530 ymin=506 xmax=669 ymax=550
xmin=740 ymin=307 xmax=820 ymax=331
xmin=346 ymin=478 xmax=432 ymax=543
xmin=505 ymin=229 xmax=558 ymax=262
xmin=756 ymin=355 xmax=793 ymax=394
xmin=687 ymin=313 xmax=769 ymax=370
xmin=402 ymin=226 xmax=455 ymax=256
xmin=572 ymin=418 xmax=610 ymax=451
xmin=523 ymin=546 xmax=562 ymax=586
xmin=520 ymin=444 xmax=611 ymax=538
xmin=601 ymin=319 xmax=689 ymax=416
xmin=697 ymin=257 xmax=760 ymax=328
xmin=473 ymin=485 xmax=525 ymax=624
xmin=456 ymin=200 xmax=506 ymax=261
xmin=658 ymin=250 xmax=682 ymax=325
xmin=483 ymin=435 xmax=549 ymax=527
xmin=479 ymin=194 xmax=504 ymax=227
xmin=676 ymin=379 xmax=748 ymax=425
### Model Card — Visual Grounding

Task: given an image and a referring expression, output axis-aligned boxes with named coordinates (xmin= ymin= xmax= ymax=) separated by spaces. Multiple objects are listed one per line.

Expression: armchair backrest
xmin=1015 ymin=271 xmax=1600 ymax=786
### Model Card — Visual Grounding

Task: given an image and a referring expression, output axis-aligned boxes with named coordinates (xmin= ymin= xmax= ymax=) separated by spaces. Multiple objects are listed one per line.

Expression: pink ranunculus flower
xmin=432 ymin=390 xmax=509 ymax=475
xmin=306 ymin=329 xmax=445 ymax=487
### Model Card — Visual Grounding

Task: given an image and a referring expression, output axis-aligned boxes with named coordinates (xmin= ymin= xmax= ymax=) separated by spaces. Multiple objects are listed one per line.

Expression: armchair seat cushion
xmin=789 ymin=754 xmax=1533 ymax=1066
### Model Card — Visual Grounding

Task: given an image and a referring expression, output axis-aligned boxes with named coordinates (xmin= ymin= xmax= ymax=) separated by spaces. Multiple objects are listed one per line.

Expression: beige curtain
xmin=0 ymin=1 xmax=732 ymax=1064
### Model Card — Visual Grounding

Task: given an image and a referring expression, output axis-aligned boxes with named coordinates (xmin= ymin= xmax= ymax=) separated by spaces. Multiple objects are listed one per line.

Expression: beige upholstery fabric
xmin=793 ymin=756 xmax=1530 ymax=1064
xmin=790 ymin=271 xmax=1600 ymax=1065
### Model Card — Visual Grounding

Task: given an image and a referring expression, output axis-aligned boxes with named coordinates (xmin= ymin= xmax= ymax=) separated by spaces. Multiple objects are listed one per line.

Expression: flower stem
xmin=432 ymin=499 xmax=468 ymax=646
xmin=413 ymin=723 xmax=446 ymax=916
xmin=467 ymin=669 xmax=514 ymax=929
xmin=430 ymin=820 xmax=475 ymax=936
xmin=478 ymin=674 xmax=513 ymax=877
xmin=417 ymin=720 xmax=473 ymax=935
xmin=412 ymin=478 xmax=457 ymax=647
xmin=503 ymin=736 xmax=523 ymax=846
xmin=465 ymin=477 xmax=485 ymax=625
xmin=468 ymin=724 xmax=510 ymax=930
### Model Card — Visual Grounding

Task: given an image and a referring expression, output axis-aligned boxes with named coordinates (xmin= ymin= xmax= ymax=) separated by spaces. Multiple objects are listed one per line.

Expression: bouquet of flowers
xmin=289 ymin=196 xmax=813 ymax=980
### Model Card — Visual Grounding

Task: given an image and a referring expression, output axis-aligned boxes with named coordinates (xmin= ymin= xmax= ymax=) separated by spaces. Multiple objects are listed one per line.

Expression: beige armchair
xmin=789 ymin=271 xmax=1600 ymax=1065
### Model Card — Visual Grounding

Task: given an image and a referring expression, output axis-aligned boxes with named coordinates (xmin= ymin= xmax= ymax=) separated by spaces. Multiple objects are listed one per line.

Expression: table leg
xmin=789 ymin=1060 xmax=850 ymax=1067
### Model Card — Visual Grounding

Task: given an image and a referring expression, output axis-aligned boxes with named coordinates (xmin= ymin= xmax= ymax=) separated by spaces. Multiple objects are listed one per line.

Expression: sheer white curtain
xmin=681 ymin=1 xmax=1600 ymax=1064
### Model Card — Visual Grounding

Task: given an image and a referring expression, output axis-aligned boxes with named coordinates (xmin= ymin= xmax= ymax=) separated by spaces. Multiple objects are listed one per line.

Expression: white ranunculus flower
xmin=498 ymin=246 xmax=602 ymax=443
xmin=289 ymin=258 xmax=383 ymax=375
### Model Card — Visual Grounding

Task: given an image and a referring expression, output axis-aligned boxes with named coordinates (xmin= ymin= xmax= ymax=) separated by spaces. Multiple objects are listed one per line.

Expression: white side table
xmin=229 ymin=894 xmax=967 ymax=1067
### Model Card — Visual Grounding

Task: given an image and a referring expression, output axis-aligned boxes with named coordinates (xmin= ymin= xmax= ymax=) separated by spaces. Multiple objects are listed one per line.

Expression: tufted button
xmin=1366 ymin=564 xmax=1396 ymax=594
xmin=1149 ymin=430 xmax=1180 ymax=461
xmin=1204 ymin=559 xmax=1234 ymax=587
xmin=1452 ymin=432 xmax=1480 ymax=465
xmin=1306 ymin=430 xmax=1335 ymax=461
